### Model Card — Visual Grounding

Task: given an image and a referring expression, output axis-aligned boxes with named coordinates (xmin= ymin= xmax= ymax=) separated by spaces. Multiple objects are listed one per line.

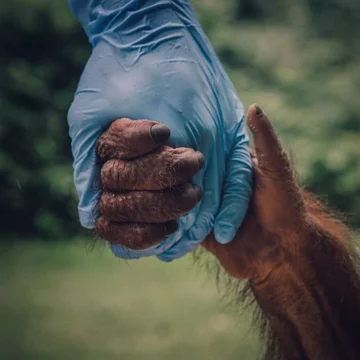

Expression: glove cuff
xmin=69 ymin=0 xmax=195 ymax=46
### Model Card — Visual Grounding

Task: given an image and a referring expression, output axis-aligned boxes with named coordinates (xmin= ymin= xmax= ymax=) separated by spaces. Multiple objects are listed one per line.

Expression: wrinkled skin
xmin=95 ymin=105 xmax=360 ymax=360
xmin=95 ymin=117 xmax=205 ymax=250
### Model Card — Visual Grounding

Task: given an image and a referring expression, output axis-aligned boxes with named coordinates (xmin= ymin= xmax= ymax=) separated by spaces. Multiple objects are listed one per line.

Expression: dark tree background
xmin=1 ymin=0 xmax=359 ymax=239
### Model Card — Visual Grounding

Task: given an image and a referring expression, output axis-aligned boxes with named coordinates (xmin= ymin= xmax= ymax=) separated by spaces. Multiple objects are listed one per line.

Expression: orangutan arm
xmin=94 ymin=108 xmax=360 ymax=360
xmin=251 ymin=211 xmax=360 ymax=360
xmin=202 ymin=105 xmax=360 ymax=360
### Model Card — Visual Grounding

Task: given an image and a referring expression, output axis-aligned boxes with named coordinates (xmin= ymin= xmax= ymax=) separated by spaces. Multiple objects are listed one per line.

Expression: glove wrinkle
xmin=68 ymin=0 xmax=252 ymax=260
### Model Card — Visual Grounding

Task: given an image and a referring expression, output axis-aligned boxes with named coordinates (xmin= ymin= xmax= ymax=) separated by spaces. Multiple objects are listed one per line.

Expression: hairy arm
xmin=203 ymin=105 xmax=360 ymax=360
xmin=203 ymin=207 xmax=360 ymax=360
xmin=252 ymin=217 xmax=360 ymax=360
xmin=94 ymin=106 xmax=360 ymax=359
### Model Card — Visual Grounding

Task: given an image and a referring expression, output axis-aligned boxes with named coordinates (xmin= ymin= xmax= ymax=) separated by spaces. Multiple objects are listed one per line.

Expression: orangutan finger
xmin=249 ymin=147 xmax=259 ymax=167
xmin=95 ymin=217 xmax=178 ymax=250
xmin=96 ymin=118 xmax=170 ymax=162
xmin=246 ymin=104 xmax=292 ymax=179
xmin=101 ymin=146 xmax=205 ymax=191
xmin=99 ymin=183 xmax=202 ymax=223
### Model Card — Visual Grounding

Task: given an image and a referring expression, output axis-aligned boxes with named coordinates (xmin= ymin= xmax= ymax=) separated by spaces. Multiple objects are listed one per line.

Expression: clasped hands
xmin=96 ymin=104 xmax=310 ymax=282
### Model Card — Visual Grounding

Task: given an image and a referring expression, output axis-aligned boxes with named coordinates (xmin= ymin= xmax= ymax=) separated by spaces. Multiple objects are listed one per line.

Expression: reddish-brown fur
xmin=202 ymin=105 xmax=360 ymax=359
xmin=95 ymin=106 xmax=360 ymax=359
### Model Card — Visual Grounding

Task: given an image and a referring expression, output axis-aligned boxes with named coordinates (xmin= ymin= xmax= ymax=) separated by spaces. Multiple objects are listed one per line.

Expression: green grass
xmin=0 ymin=239 xmax=259 ymax=360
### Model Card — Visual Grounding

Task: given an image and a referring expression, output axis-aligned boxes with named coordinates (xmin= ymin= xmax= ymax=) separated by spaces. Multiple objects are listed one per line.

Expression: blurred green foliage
xmin=0 ymin=1 xmax=90 ymax=237
xmin=1 ymin=0 xmax=359 ymax=237
xmin=0 ymin=240 xmax=259 ymax=360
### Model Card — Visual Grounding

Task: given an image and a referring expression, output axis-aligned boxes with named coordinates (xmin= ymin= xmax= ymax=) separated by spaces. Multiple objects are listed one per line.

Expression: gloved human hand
xmin=67 ymin=0 xmax=252 ymax=261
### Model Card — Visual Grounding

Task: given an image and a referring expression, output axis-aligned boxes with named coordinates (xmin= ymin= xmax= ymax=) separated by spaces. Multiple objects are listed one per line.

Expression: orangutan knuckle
xmin=173 ymin=155 xmax=187 ymax=171
xmin=97 ymin=119 xmax=137 ymax=160
xmin=101 ymin=160 xmax=128 ymax=189
xmin=109 ymin=118 xmax=127 ymax=133
xmin=95 ymin=216 xmax=109 ymax=239
xmin=176 ymin=153 xmax=197 ymax=173
xmin=96 ymin=133 xmax=113 ymax=161
xmin=99 ymin=192 xmax=111 ymax=214
xmin=101 ymin=193 xmax=127 ymax=220
xmin=100 ymin=161 xmax=112 ymax=180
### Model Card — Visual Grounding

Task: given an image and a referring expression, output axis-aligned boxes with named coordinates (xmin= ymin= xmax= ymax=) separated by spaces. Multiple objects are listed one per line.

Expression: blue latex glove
xmin=68 ymin=0 xmax=252 ymax=261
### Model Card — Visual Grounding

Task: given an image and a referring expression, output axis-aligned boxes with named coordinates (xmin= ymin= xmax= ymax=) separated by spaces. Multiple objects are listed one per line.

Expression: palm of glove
xmin=68 ymin=0 xmax=252 ymax=260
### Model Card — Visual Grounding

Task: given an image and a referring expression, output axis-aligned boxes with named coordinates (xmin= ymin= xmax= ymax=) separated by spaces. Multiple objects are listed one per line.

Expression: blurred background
xmin=0 ymin=0 xmax=359 ymax=359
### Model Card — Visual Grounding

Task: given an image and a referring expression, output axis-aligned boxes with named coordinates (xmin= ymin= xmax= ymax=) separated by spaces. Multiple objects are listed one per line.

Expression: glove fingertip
xmin=156 ymin=253 xmax=175 ymax=263
xmin=214 ymin=224 xmax=236 ymax=244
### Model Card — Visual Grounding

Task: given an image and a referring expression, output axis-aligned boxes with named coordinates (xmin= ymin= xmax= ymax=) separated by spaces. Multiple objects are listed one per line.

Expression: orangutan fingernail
xmin=255 ymin=105 xmax=263 ymax=117
xmin=196 ymin=152 xmax=205 ymax=170
xmin=150 ymin=124 xmax=171 ymax=144
xmin=163 ymin=220 xmax=178 ymax=236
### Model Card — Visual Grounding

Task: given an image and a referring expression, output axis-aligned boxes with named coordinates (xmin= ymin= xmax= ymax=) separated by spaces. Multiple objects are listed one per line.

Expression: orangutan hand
xmin=95 ymin=118 xmax=204 ymax=250
xmin=202 ymin=104 xmax=309 ymax=282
